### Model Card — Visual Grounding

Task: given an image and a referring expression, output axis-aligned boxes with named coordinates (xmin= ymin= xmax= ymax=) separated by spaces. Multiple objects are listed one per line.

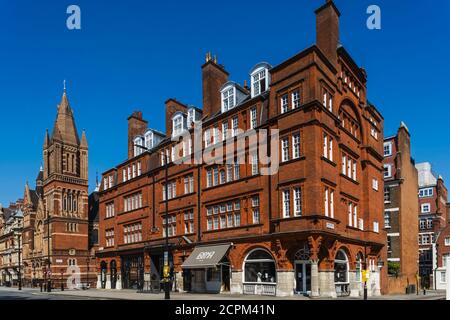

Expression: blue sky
xmin=0 ymin=0 xmax=449 ymax=205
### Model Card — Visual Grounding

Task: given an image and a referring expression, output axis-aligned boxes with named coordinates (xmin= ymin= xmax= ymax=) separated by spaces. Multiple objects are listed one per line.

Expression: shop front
xmin=181 ymin=244 xmax=231 ymax=294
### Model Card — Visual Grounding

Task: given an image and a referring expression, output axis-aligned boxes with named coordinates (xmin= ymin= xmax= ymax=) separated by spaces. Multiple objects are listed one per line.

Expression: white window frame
xmin=282 ymin=137 xmax=289 ymax=163
xmin=421 ymin=203 xmax=431 ymax=214
xmin=281 ymin=94 xmax=288 ymax=114
xmin=292 ymin=134 xmax=300 ymax=159
xmin=283 ymin=190 xmax=290 ymax=218
xmin=384 ymin=142 xmax=393 ymax=157
xmin=251 ymin=67 xmax=269 ymax=97
xmin=384 ymin=164 xmax=392 ymax=178
xmin=222 ymin=86 xmax=236 ymax=112
xmin=250 ymin=107 xmax=257 ymax=129
xmin=292 ymin=90 xmax=300 ymax=109
xmin=172 ymin=114 xmax=184 ymax=137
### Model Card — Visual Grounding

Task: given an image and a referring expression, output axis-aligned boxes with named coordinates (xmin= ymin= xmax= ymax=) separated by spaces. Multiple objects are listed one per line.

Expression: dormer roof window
xmin=187 ymin=107 xmax=201 ymax=129
xmin=172 ymin=112 xmax=187 ymax=138
xmin=134 ymin=136 xmax=144 ymax=157
xmin=220 ymin=82 xmax=249 ymax=114
xmin=222 ymin=87 xmax=235 ymax=112
xmin=250 ymin=62 xmax=272 ymax=98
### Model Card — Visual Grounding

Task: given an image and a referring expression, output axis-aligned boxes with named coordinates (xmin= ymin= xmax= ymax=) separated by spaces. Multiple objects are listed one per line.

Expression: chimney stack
xmin=127 ymin=111 xmax=148 ymax=159
xmin=202 ymin=53 xmax=229 ymax=118
xmin=315 ymin=0 xmax=340 ymax=68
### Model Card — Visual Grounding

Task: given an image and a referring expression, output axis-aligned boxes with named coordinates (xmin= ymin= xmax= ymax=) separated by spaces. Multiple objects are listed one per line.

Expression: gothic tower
xmin=41 ymin=85 xmax=90 ymax=287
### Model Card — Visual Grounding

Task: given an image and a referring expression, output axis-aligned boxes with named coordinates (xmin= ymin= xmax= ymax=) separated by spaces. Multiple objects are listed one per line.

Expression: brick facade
xmin=383 ymin=123 xmax=419 ymax=294
xmin=96 ymin=1 xmax=387 ymax=297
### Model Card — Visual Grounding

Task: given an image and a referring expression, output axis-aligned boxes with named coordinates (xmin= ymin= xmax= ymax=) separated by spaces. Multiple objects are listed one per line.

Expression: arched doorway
xmin=110 ymin=260 xmax=117 ymax=289
xmin=294 ymin=244 xmax=311 ymax=295
xmin=334 ymin=250 xmax=349 ymax=296
xmin=243 ymin=249 xmax=277 ymax=296
xmin=100 ymin=261 xmax=107 ymax=289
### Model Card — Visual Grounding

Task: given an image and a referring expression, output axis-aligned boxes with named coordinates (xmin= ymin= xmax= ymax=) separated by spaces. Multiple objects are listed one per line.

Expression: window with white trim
xmin=384 ymin=164 xmax=392 ymax=178
xmin=324 ymin=187 xmax=335 ymax=218
xmin=173 ymin=115 xmax=184 ymax=136
xmin=323 ymin=133 xmax=333 ymax=161
xmin=251 ymin=68 xmax=268 ymax=97
xmin=250 ymin=107 xmax=257 ymax=129
xmin=384 ymin=142 xmax=393 ymax=157
xmin=184 ymin=210 xmax=194 ymax=234
xmin=222 ymin=87 xmax=235 ymax=112
xmin=281 ymin=94 xmax=288 ymax=114
xmin=105 ymin=229 xmax=115 ymax=247
xmin=124 ymin=192 xmax=143 ymax=212
xmin=281 ymin=137 xmax=289 ymax=162
xmin=294 ymin=187 xmax=302 ymax=217
xmin=252 ymin=196 xmax=260 ymax=224
xmin=372 ymin=178 xmax=379 ymax=191
xmin=421 ymin=203 xmax=431 ymax=214
xmin=283 ymin=190 xmax=290 ymax=218
xmin=292 ymin=90 xmax=300 ymax=109
xmin=251 ymin=154 xmax=259 ymax=176
xmin=124 ymin=222 xmax=142 ymax=244
xmin=419 ymin=188 xmax=434 ymax=198
xmin=384 ymin=212 xmax=391 ymax=229
xmin=292 ymin=134 xmax=300 ymax=159
xmin=232 ymin=116 xmax=238 ymax=137
xmin=222 ymin=121 xmax=228 ymax=140
xmin=445 ymin=238 xmax=450 ymax=247
xmin=373 ymin=222 xmax=379 ymax=233
xmin=106 ymin=202 xmax=115 ymax=218
xmin=162 ymin=215 xmax=177 ymax=237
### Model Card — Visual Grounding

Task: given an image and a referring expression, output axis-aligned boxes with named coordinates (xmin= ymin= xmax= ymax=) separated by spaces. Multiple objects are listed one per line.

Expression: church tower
xmin=41 ymin=84 xmax=90 ymax=286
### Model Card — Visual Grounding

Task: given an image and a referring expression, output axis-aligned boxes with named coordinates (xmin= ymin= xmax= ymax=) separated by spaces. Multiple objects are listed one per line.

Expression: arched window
xmin=294 ymin=244 xmax=311 ymax=261
xmin=244 ymin=249 xmax=276 ymax=284
xmin=334 ymin=250 xmax=349 ymax=284
xmin=144 ymin=131 xmax=153 ymax=150
xmin=250 ymin=63 xmax=272 ymax=98
xmin=134 ymin=136 xmax=144 ymax=157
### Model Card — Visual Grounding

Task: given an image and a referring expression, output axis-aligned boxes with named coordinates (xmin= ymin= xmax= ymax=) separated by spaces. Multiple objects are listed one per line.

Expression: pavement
xmin=0 ymin=286 xmax=445 ymax=300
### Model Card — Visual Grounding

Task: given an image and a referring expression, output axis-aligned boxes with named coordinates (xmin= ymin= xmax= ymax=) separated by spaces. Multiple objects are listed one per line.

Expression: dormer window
xmin=145 ymin=131 xmax=153 ymax=150
xmin=172 ymin=113 xmax=185 ymax=137
xmin=187 ymin=108 xmax=201 ymax=129
xmin=222 ymin=87 xmax=235 ymax=112
xmin=250 ymin=63 xmax=271 ymax=98
xmin=134 ymin=136 xmax=144 ymax=157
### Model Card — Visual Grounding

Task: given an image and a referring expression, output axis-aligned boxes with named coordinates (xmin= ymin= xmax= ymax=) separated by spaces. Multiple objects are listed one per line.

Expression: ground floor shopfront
xmin=96 ymin=235 xmax=386 ymax=298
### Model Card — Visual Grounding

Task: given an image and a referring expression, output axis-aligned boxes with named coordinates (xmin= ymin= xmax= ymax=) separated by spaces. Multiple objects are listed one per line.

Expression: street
xmin=0 ymin=286 xmax=445 ymax=301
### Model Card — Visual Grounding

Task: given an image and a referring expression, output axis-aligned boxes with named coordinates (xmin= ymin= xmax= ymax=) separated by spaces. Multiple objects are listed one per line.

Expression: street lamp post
xmin=134 ymin=144 xmax=170 ymax=300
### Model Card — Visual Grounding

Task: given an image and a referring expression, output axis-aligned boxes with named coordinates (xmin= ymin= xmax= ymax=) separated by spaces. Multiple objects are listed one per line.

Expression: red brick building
xmin=435 ymin=222 xmax=450 ymax=290
xmin=96 ymin=1 xmax=387 ymax=297
xmin=415 ymin=162 xmax=448 ymax=289
xmin=383 ymin=123 xmax=419 ymax=294
xmin=21 ymin=88 xmax=96 ymax=289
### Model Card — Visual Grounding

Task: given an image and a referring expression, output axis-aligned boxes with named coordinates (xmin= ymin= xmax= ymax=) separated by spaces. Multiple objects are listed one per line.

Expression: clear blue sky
xmin=1 ymin=0 xmax=449 ymax=205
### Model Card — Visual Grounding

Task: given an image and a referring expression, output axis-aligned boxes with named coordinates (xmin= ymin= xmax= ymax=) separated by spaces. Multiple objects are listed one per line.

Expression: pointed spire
xmin=44 ymin=129 xmax=50 ymax=148
xmin=24 ymin=181 xmax=32 ymax=204
xmin=80 ymin=129 xmax=88 ymax=148
xmin=51 ymin=81 xmax=80 ymax=145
